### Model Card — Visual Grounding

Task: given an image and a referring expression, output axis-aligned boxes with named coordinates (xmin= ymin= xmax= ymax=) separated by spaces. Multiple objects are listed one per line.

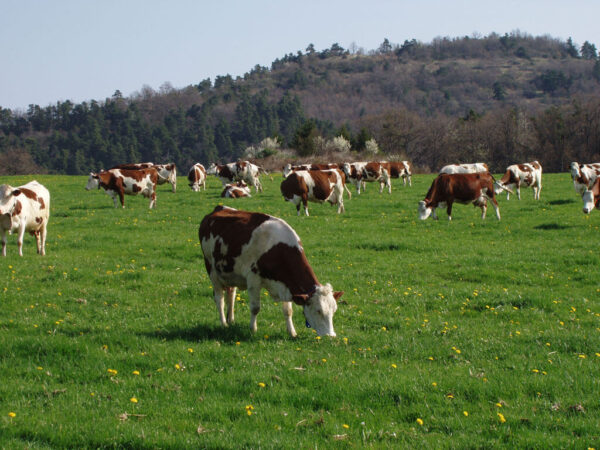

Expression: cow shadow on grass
xmin=533 ymin=223 xmax=571 ymax=230
xmin=141 ymin=323 xmax=253 ymax=343
xmin=547 ymin=199 xmax=576 ymax=205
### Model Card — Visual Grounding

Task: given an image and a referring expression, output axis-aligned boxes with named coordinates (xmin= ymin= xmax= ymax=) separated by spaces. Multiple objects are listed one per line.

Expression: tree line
xmin=1 ymin=32 xmax=600 ymax=174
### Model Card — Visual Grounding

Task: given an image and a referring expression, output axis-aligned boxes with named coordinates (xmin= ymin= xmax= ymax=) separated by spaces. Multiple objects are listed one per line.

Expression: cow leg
xmin=408 ymin=175 xmax=412 ymax=187
xmin=212 ymin=283 xmax=228 ymax=327
xmin=282 ymin=301 xmax=297 ymax=338
xmin=343 ymin=184 xmax=352 ymax=199
xmin=516 ymin=182 xmax=521 ymax=200
xmin=34 ymin=230 xmax=41 ymax=254
xmin=39 ymin=223 xmax=47 ymax=256
xmin=490 ymin=197 xmax=501 ymax=220
xmin=1 ymin=230 xmax=6 ymax=256
xmin=446 ymin=202 xmax=453 ymax=221
xmin=302 ymin=194 xmax=309 ymax=216
xmin=225 ymin=286 xmax=236 ymax=325
xmin=149 ymin=190 xmax=156 ymax=209
xmin=17 ymin=225 xmax=26 ymax=256
xmin=248 ymin=284 xmax=261 ymax=333
xmin=118 ymin=192 xmax=125 ymax=208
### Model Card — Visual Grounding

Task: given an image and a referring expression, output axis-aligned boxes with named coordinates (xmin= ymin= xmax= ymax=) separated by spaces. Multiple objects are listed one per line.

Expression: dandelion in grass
xmin=188 ymin=348 xmax=194 ymax=353
xmin=8 ymin=412 xmax=16 ymax=418
xmin=258 ymin=382 xmax=266 ymax=388
xmin=495 ymin=403 xmax=503 ymax=408
xmin=342 ymin=424 xmax=349 ymax=429
xmin=107 ymin=369 xmax=118 ymax=376
xmin=432 ymin=382 xmax=437 ymax=387
xmin=497 ymin=413 xmax=506 ymax=423
xmin=132 ymin=370 xmax=140 ymax=376
xmin=416 ymin=418 xmax=424 ymax=426
xmin=579 ymin=354 xmax=587 ymax=359
xmin=391 ymin=364 xmax=397 ymax=369
xmin=245 ymin=405 xmax=254 ymax=416
xmin=130 ymin=397 xmax=138 ymax=403
xmin=322 ymin=358 xmax=327 ymax=363
xmin=463 ymin=411 xmax=469 ymax=417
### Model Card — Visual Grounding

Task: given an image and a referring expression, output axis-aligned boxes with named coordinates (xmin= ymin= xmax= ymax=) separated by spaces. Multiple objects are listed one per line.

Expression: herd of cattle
xmin=1 ymin=158 xmax=600 ymax=337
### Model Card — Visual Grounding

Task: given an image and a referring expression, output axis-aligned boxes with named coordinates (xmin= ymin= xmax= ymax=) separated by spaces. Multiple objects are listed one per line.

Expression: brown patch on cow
xmin=11 ymin=200 xmax=22 ymax=217
xmin=217 ymin=165 xmax=235 ymax=181
xmin=132 ymin=184 xmax=141 ymax=193
xmin=18 ymin=188 xmax=39 ymax=201
xmin=256 ymin=242 xmax=319 ymax=303
xmin=199 ymin=206 xmax=271 ymax=275
xmin=281 ymin=173 xmax=308 ymax=212
xmin=530 ymin=161 xmax=542 ymax=170
xmin=35 ymin=217 xmax=43 ymax=224
xmin=425 ymin=172 xmax=498 ymax=209
xmin=112 ymin=163 xmax=153 ymax=170
xmin=387 ymin=162 xmax=403 ymax=178
xmin=363 ymin=162 xmax=383 ymax=178
xmin=517 ymin=164 xmax=532 ymax=172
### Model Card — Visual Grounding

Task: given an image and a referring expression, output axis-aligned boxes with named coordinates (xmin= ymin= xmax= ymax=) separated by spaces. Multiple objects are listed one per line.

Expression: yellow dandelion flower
xmin=342 ymin=424 xmax=349 ymax=429
xmin=432 ymin=382 xmax=437 ymax=387
xmin=579 ymin=354 xmax=587 ymax=359
xmin=497 ymin=413 xmax=506 ymax=423
xmin=187 ymin=348 xmax=194 ymax=353
xmin=416 ymin=418 xmax=424 ymax=426
xmin=495 ymin=403 xmax=502 ymax=408
xmin=322 ymin=358 xmax=327 ymax=363
xmin=8 ymin=412 xmax=16 ymax=418
xmin=132 ymin=370 xmax=140 ymax=376
xmin=130 ymin=397 xmax=138 ymax=403
xmin=463 ymin=411 xmax=468 ymax=417
xmin=175 ymin=364 xmax=181 ymax=370
xmin=258 ymin=382 xmax=266 ymax=388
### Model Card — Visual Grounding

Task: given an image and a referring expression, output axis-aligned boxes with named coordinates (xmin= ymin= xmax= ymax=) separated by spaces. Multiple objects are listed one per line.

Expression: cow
xmin=381 ymin=161 xmax=412 ymax=187
xmin=282 ymin=163 xmax=339 ymax=178
xmin=494 ymin=161 xmax=543 ymax=200
xmin=112 ymin=162 xmax=177 ymax=193
xmin=188 ymin=163 xmax=207 ymax=191
xmin=280 ymin=169 xmax=345 ymax=216
xmin=86 ymin=168 xmax=158 ymax=208
xmin=570 ymin=161 xmax=600 ymax=195
xmin=418 ymin=172 xmax=510 ymax=221
xmin=341 ymin=162 xmax=368 ymax=194
xmin=361 ymin=162 xmax=392 ymax=194
xmin=582 ymin=178 xmax=600 ymax=214
xmin=0 ymin=181 xmax=50 ymax=256
xmin=439 ymin=163 xmax=489 ymax=174
xmin=221 ymin=181 xmax=252 ymax=198
xmin=199 ymin=205 xmax=343 ymax=337
xmin=208 ymin=161 xmax=264 ymax=193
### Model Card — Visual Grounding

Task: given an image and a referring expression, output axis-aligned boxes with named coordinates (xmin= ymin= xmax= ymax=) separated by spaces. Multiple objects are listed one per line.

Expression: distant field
xmin=0 ymin=172 xmax=598 ymax=448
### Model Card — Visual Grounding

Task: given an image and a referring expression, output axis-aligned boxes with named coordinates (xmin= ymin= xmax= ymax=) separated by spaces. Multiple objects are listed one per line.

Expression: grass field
xmin=0 ymin=172 xmax=598 ymax=448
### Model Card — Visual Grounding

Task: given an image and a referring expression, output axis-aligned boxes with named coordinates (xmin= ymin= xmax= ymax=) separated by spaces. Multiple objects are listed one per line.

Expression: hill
xmin=2 ymin=32 xmax=600 ymax=174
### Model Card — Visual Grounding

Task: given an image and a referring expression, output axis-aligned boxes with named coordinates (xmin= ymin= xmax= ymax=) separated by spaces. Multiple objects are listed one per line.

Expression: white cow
xmin=187 ymin=163 xmax=207 ymax=191
xmin=494 ymin=161 xmax=543 ymax=200
xmin=570 ymin=161 xmax=600 ymax=195
xmin=0 ymin=181 xmax=50 ymax=256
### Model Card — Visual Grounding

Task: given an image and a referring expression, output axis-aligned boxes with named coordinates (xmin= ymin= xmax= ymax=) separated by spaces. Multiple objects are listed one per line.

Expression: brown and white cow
xmin=221 ymin=181 xmax=252 ymax=198
xmin=494 ymin=161 xmax=542 ymax=200
xmin=384 ymin=161 xmax=412 ymax=186
xmin=199 ymin=205 xmax=343 ymax=337
xmin=208 ymin=161 xmax=264 ymax=192
xmin=281 ymin=169 xmax=345 ymax=216
xmin=282 ymin=163 xmax=339 ymax=178
xmin=188 ymin=163 xmax=207 ymax=191
xmin=0 ymin=181 xmax=50 ymax=256
xmin=341 ymin=162 xmax=368 ymax=194
xmin=86 ymin=168 xmax=158 ymax=208
xmin=582 ymin=177 xmax=600 ymax=214
xmin=361 ymin=162 xmax=392 ymax=194
xmin=570 ymin=161 xmax=600 ymax=195
xmin=439 ymin=162 xmax=489 ymax=174
xmin=112 ymin=162 xmax=177 ymax=192
xmin=418 ymin=172 xmax=509 ymax=221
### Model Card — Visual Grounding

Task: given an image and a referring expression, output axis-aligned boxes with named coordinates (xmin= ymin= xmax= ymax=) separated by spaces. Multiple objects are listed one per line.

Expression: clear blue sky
xmin=2 ymin=0 xmax=599 ymax=111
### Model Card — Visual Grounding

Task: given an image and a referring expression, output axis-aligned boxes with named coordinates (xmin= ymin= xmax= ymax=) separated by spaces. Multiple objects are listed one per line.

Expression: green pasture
xmin=0 ymin=172 xmax=598 ymax=448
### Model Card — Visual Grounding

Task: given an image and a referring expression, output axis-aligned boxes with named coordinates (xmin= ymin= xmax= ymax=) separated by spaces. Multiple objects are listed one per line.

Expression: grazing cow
xmin=281 ymin=169 xmax=345 ymax=216
xmin=188 ymin=163 xmax=207 ymax=191
xmin=383 ymin=161 xmax=412 ymax=186
xmin=439 ymin=162 xmax=489 ymax=174
xmin=199 ymin=205 xmax=343 ymax=337
xmin=112 ymin=162 xmax=177 ymax=192
xmin=494 ymin=161 xmax=543 ymax=200
xmin=0 ymin=181 xmax=50 ymax=256
xmin=86 ymin=168 xmax=158 ymax=208
xmin=221 ymin=181 xmax=252 ymax=198
xmin=570 ymin=161 xmax=600 ymax=195
xmin=341 ymin=162 xmax=368 ymax=194
xmin=582 ymin=178 xmax=600 ymax=214
xmin=418 ymin=172 xmax=509 ymax=221
xmin=208 ymin=161 xmax=264 ymax=192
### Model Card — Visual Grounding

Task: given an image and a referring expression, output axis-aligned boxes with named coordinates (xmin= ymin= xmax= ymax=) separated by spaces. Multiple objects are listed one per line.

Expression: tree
xmin=566 ymin=37 xmax=579 ymax=58
xmin=292 ymin=119 xmax=320 ymax=156
xmin=378 ymin=38 xmax=393 ymax=54
xmin=492 ymin=82 xmax=506 ymax=101
xmin=581 ymin=41 xmax=597 ymax=60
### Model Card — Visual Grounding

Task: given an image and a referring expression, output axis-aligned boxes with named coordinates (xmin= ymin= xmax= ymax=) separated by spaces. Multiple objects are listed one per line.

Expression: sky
xmin=2 ymin=0 xmax=600 ymax=111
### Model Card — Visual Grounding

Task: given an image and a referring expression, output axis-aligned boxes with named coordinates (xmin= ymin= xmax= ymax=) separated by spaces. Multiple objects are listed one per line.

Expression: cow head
xmin=295 ymin=284 xmax=341 ymax=337
xmin=418 ymin=200 xmax=433 ymax=220
xmin=282 ymin=163 xmax=293 ymax=178
xmin=207 ymin=163 xmax=218 ymax=175
xmin=85 ymin=173 xmax=100 ymax=190
xmin=0 ymin=185 xmax=20 ymax=230
xmin=582 ymin=190 xmax=596 ymax=214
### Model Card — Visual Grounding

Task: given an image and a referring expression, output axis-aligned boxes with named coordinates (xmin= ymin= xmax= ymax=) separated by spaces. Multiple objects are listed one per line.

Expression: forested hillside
xmin=2 ymin=32 xmax=600 ymax=174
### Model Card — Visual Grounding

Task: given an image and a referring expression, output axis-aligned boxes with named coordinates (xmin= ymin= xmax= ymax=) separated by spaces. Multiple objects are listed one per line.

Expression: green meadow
xmin=0 ymin=172 xmax=598 ymax=448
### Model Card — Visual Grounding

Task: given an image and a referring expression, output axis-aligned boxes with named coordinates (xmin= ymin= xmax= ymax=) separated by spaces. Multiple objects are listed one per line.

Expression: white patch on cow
xmin=439 ymin=163 xmax=488 ymax=174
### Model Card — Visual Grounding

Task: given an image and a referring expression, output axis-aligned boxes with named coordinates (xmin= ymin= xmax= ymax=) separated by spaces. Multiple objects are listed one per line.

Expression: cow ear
xmin=11 ymin=189 xmax=21 ymax=196
xmin=292 ymin=294 xmax=309 ymax=305
xmin=333 ymin=291 xmax=344 ymax=302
